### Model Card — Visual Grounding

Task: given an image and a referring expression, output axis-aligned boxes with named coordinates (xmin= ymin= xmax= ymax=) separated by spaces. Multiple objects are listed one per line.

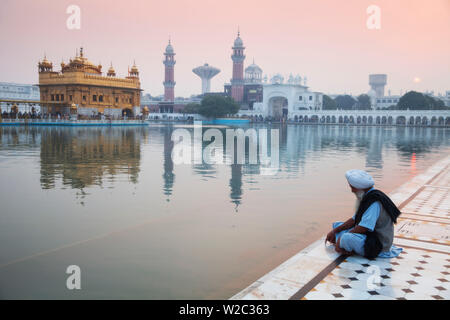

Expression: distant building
xmin=0 ymin=82 xmax=40 ymax=113
xmin=224 ymin=32 xmax=264 ymax=109
xmin=374 ymin=95 xmax=401 ymax=109
xmin=238 ymin=74 xmax=323 ymax=120
xmin=143 ymin=41 xmax=189 ymax=114
xmin=37 ymin=48 xmax=141 ymax=117
xmin=369 ymin=74 xmax=387 ymax=98
xmin=367 ymin=74 xmax=402 ymax=109
xmin=424 ymin=90 xmax=450 ymax=108
xmin=230 ymin=31 xmax=245 ymax=103
xmin=445 ymin=91 xmax=450 ymax=107
xmin=192 ymin=63 xmax=220 ymax=94
xmin=163 ymin=40 xmax=176 ymax=102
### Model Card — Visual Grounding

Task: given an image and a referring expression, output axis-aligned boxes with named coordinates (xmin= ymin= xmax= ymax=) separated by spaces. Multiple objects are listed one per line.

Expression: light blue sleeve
xmin=358 ymin=201 xmax=380 ymax=231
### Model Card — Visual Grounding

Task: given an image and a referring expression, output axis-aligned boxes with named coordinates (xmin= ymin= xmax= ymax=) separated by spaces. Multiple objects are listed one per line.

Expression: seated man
xmin=326 ymin=169 xmax=403 ymax=259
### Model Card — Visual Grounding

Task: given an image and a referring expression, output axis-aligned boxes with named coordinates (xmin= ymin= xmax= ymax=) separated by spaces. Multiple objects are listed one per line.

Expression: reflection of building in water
xmin=162 ymin=127 xmax=175 ymax=201
xmin=191 ymin=130 xmax=218 ymax=179
xmin=40 ymin=127 xmax=141 ymax=189
xmin=230 ymin=164 xmax=243 ymax=211
xmin=0 ymin=126 xmax=42 ymax=147
xmin=174 ymin=125 xmax=449 ymax=211
xmin=366 ymin=127 xmax=384 ymax=169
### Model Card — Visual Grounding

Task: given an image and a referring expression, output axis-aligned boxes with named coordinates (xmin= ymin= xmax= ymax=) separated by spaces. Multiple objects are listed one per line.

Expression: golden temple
xmin=38 ymin=48 xmax=141 ymax=117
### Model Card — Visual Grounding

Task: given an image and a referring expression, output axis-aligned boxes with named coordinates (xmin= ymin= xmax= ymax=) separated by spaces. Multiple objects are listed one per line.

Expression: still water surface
xmin=0 ymin=124 xmax=449 ymax=299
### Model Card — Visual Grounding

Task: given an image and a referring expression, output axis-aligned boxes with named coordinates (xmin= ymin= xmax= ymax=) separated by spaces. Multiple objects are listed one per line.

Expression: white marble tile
xmin=368 ymin=294 xmax=396 ymax=300
xmin=339 ymin=261 xmax=367 ymax=271
xmin=274 ymin=255 xmax=335 ymax=286
xmin=403 ymin=291 xmax=438 ymax=300
xmin=332 ymin=268 xmax=357 ymax=279
xmin=241 ymin=278 xmax=301 ymax=300
xmin=376 ymin=286 xmax=408 ymax=299
xmin=302 ymin=290 xmax=335 ymax=300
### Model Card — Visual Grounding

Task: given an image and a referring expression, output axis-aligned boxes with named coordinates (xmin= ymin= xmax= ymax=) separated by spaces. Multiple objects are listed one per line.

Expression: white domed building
xmin=245 ymin=61 xmax=263 ymax=84
xmin=224 ymin=31 xmax=323 ymax=119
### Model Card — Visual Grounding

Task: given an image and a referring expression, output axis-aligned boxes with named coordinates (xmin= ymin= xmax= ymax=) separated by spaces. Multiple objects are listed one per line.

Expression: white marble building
xmin=373 ymin=94 xmax=401 ymax=109
xmin=0 ymin=82 xmax=41 ymax=113
xmin=238 ymin=75 xmax=323 ymax=120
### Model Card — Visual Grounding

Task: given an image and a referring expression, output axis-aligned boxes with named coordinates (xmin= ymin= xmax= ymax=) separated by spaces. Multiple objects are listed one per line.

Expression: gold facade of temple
xmin=38 ymin=48 xmax=141 ymax=117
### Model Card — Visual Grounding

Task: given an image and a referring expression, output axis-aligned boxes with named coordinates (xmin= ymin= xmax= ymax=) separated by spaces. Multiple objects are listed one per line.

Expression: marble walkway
xmin=231 ymin=155 xmax=450 ymax=300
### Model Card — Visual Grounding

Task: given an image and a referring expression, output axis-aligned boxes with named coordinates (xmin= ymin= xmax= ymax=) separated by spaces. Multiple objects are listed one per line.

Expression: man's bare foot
xmin=334 ymin=245 xmax=353 ymax=256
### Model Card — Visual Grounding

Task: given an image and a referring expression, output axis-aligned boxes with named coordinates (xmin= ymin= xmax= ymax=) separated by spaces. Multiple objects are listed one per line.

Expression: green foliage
xmin=398 ymin=91 xmax=449 ymax=110
xmin=322 ymin=95 xmax=337 ymax=110
xmin=334 ymin=95 xmax=357 ymax=110
xmin=356 ymin=94 xmax=372 ymax=110
xmin=182 ymin=103 xmax=200 ymax=114
xmin=196 ymin=95 xmax=240 ymax=118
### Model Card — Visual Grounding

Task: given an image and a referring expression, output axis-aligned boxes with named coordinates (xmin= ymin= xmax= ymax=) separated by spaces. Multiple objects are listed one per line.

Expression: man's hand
xmin=326 ymin=230 xmax=336 ymax=244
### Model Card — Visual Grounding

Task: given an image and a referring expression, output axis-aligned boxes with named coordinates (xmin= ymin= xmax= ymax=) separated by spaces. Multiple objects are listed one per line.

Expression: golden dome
xmin=71 ymin=103 xmax=77 ymax=110
xmin=72 ymin=56 xmax=83 ymax=64
xmin=107 ymin=63 xmax=116 ymax=76
xmin=41 ymin=55 xmax=52 ymax=67
xmin=130 ymin=63 xmax=139 ymax=73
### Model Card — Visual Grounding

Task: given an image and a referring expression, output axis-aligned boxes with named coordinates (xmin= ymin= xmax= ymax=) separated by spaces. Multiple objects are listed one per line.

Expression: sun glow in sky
xmin=0 ymin=0 xmax=449 ymax=97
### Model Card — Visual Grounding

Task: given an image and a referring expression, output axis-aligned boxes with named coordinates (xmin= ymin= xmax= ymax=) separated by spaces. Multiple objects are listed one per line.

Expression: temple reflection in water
xmin=39 ymin=127 xmax=143 ymax=189
xmin=162 ymin=126 xmax=175 ymax=201
xmin=0 ymin=125 xmax=448 ymax=209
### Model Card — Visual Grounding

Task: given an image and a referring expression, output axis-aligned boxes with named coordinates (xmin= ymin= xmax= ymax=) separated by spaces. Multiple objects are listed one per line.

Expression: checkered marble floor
xmin=401 ymin=186 xmax=449 ymax=219
xmin=302 ymin=248 xmax=450 ymax=300
xmin=302 ymin=159 xmax=450 ymax=300
xmin=232 ymin=156 xmax=450 ymax=300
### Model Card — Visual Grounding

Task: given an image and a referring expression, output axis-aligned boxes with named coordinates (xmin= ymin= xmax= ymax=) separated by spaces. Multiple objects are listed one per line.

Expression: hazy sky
xmin=0 ymin=0 xmax=449 ymax=97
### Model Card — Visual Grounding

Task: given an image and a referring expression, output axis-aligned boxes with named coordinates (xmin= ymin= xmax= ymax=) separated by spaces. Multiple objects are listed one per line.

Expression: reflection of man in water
xmin=325 ymin=170 xmax=402 ymax=259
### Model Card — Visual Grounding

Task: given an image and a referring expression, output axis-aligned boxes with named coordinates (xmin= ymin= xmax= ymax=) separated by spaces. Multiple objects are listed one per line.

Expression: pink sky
xmin=1 ymin=0 xmax=449 ymax=97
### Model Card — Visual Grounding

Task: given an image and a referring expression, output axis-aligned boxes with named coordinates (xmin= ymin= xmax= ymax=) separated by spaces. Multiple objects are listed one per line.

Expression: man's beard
xmin=354 ymin=198 xmax=361 ymax=213
xmin=354 ymin=190 xmax=364 ymax=212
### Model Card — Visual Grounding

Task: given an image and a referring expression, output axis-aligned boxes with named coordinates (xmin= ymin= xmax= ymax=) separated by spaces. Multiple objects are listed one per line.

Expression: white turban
xmin=345 ymin=169 xmax=374 ymax=189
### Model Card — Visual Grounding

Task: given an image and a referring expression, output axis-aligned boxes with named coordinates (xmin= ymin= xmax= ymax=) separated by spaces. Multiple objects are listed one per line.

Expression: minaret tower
xmin=163 ymin=39 xmax=176 ymax=102
xmin=231 ymin=30 xmax=245 ymax=103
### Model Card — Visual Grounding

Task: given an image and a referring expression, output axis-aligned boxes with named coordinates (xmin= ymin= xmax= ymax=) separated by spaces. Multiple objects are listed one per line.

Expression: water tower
xmin=369 ymin=74 xmax=387 ymax=97
xmin=192 ymin=63 xmax=221 ymax=94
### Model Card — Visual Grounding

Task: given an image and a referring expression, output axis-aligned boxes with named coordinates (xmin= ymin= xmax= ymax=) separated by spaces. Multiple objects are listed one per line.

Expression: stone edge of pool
xmin=230 ymin=155 xmax=450 ymax=300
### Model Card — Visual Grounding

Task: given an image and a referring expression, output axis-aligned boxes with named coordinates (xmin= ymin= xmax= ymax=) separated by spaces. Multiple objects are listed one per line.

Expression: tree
xmin=322 ymin=95 xmax=337 ymax=110
xmin=196 ymin=95 xmax=240 ymax=118
xmin=398 ymin=91 xmax=429 ymax=110
xmin=334 ymin=95 xmax=357 ymax=110
xmin=356 ymin=94 xmax=371 ymax=110
xmin=182 ymin=103 xmax=200 ymax=114
xmin=425 ymin=96 xmax=447 ymax=110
